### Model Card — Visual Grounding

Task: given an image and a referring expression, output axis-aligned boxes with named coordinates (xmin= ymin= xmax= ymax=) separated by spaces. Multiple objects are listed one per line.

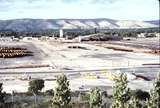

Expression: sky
xmin=0 ymin=0 xmax=159 ymax=20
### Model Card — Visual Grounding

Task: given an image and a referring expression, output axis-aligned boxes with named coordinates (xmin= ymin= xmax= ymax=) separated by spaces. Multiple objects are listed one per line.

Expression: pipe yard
xmin=0 ymin=37 xmax=159 ymax=94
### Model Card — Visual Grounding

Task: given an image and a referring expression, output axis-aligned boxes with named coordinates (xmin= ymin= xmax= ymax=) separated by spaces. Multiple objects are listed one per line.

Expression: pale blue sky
xmin=0 ymin=0 xmax=159 ymax=20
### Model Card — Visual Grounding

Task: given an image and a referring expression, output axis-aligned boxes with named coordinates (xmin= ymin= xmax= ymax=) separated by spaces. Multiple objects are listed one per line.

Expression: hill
xmin=0 ymin=18 xmax=158 ymax=32
xmin=145 ymin=20 xmax=159 ymax=26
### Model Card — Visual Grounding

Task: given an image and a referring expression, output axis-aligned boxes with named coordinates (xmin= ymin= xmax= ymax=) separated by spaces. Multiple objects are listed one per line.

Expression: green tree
xmin=89 ymin=87 xmax=102 ymax=108
xmin=52 ymin=74 xmax=71 ymax=108
xmin=112 ymin=73 xmax=131 ymax=108
xmin=0 ymin=83 xmax=6 ymax=106
xmin=147 ymin=72 xmax=160 ymax=108
xmin=28 ymin=79 xmax=45 ymax=107
xmin=28 ymin=79 xmax=45 ymax=94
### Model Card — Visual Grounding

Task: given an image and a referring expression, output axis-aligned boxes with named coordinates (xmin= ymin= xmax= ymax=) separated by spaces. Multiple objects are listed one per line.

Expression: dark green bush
xmin=131 ymin=89 xmax=150 ymax=101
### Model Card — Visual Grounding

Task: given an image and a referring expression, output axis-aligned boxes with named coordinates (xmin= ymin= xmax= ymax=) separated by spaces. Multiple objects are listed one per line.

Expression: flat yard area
xmin=0 ymin=38 xmax=159 ymax=93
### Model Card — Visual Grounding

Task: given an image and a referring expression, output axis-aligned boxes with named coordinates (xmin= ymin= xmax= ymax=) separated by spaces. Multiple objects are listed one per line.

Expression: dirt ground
xmin=0 ymin=38 xmax=159 ymax=93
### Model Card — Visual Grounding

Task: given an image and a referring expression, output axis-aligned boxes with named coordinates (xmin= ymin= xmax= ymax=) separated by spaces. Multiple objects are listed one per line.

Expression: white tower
xmin=59 ymin=29 xmax=63 ymax=38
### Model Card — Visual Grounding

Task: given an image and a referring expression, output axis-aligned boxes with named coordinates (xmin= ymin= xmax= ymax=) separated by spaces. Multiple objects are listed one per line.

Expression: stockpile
xmin=0 ymin=47 xmax=33 ymax=58
xmin=80 ymin=33 xmax=123 ymax=41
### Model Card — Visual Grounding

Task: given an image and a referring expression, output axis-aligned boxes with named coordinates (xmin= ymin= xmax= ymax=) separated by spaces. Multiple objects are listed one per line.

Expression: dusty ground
xmin=0 ymin=38 xmax=159 ymax=93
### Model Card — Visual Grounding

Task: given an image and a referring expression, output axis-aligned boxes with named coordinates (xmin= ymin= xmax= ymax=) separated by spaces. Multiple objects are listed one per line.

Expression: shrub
xmin=81 ymin=92 xmax=90 ymax=101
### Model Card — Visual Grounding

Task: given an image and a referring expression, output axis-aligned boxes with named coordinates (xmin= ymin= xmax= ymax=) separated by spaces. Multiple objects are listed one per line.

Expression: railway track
xmin=0 ymin=66 xmax=159 ymax=75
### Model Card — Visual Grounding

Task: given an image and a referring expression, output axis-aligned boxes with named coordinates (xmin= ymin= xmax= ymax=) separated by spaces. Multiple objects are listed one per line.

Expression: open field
xmin=0 ymin=38 xmax=159 ymax=93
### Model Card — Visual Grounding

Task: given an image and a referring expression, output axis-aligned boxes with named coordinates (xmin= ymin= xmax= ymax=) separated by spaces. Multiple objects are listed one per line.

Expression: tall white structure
xmin=59 ymin=29 xmax=63 ymax=38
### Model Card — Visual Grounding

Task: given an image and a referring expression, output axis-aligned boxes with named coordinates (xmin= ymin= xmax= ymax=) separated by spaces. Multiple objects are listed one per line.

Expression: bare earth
xmin=0 ymin=38 xmax=159 ymax=93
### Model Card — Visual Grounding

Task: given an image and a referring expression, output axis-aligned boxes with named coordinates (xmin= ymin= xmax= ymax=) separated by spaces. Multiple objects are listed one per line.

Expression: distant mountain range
xmin=0 ymin=18 xmax=158 ymax=32
xmin=145 ymin=20 xmax=159 ymax=26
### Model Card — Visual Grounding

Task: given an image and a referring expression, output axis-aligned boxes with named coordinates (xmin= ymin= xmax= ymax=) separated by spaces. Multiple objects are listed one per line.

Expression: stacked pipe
xmin=0 ymin=47 xmax=33 ymax=58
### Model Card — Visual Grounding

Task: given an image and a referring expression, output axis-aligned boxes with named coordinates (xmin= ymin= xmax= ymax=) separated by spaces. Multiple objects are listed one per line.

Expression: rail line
xmin=0 ymin=66 xmax=159 ymax=75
